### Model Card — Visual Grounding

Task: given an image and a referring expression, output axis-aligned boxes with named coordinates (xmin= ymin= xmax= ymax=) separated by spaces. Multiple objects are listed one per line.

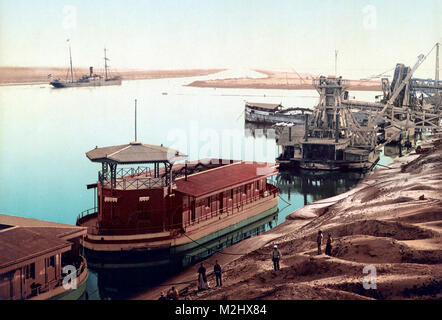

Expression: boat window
xmin=25 ymin=263 xmax=35 ymax=280
xmin=46 ymin=256 xmax=55 ymax=268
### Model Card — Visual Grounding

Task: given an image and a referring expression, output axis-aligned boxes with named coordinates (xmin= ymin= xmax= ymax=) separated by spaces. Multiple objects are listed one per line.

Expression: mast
xmin=436 ymin=42 xmax=440 ymax=84
xmin=134 ymin=99 xmax=137 ymax=142
xmin=335 ymin=50 xmax=338 ymax=76
xmin=104 ymin=48 xmax=108 ymax=80
xmin=68 ymin=39 xmax=74 ymax=83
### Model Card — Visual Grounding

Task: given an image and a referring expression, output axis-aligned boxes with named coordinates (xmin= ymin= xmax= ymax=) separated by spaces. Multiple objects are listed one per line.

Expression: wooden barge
xmin=77 ymin=142 xmax=279 ymax=270
xmin=245 ymin=102 xmax=310 ymax=125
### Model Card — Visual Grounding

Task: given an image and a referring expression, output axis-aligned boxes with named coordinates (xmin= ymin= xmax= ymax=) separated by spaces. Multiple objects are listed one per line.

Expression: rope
xmin=182 ymin=233 xmax=248 ymax=256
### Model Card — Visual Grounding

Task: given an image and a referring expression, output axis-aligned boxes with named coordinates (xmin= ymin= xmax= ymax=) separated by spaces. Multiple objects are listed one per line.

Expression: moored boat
xmin=245 ymin=102 xmax=309 ymax=125
xmin=77 ymin=141 xmax=279 ymax=270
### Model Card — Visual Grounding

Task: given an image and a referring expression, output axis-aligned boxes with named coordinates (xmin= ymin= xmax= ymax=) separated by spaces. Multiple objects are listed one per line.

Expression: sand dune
xmin=134 ymin=131 xmax=442 ymax=300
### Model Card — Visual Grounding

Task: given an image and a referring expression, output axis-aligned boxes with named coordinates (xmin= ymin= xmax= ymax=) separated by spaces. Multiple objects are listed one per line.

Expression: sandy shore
xmin=0 ymin=67 xmax=226 ymax=86
xmin=133 ymin=132 xmax=442 ymax=300
xmin=187 ymin=69 xmax=382 ymax=91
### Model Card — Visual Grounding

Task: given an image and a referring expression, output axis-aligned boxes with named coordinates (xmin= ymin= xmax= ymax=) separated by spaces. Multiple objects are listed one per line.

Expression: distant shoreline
xmin=187 ymin=69 xmax=383 ymax=92
xmin=0 ymin=67 xmax=226 ymax=86
xmin=0 ymin=67 xmax=382 ymax=91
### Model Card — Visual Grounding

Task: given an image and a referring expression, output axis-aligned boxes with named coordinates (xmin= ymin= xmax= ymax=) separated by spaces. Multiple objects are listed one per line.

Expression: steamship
xmin=50 ymin=47 xmax=121 ymax=88
xmin=76 ymin=141 xmax=279 ymax=270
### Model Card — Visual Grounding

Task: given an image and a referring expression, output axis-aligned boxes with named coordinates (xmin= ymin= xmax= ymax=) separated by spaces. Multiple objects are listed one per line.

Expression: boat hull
xmin=50 ymin=78 xmax=122 ymax=88
xmin=280 ymin=149 xmax=381 ymax=172
xmin=29 ymin=262 xmax=88 ymax=300
xmin=245 ymin=109 xmax=305 ymax=125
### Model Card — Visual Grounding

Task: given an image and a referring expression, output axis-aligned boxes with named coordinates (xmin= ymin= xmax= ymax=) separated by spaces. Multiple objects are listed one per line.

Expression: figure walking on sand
xmin=317 ymin=230 xmax=323 ymax=255
xmin=271 ymin=245 xmax=282 ymax=271
xmin=325 ymin=233 xmax=333 ymax=256
xmin=197 ymin=263 xmax=209 ymax=290
xmin=214 ymin=260 xmax=222 ymax=287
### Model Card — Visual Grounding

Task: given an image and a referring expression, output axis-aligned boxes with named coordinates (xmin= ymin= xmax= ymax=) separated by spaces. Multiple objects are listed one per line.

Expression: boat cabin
xmin=0 ymin=215 xmax=87 ymax=300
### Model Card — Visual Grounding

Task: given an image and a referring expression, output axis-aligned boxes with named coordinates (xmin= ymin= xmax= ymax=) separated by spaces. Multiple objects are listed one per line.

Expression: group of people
xmin=158 ymin=286 xmax=179 ymax=300
xmin=317 ymin=230 xmax=333 ymax=256
xmin=271 ymin=230 xmax=334 ymax=272
xmin=197 ymin=260 xmax=223 ymax=291
xmin=160 ymin=231 xmax=334 ymax=299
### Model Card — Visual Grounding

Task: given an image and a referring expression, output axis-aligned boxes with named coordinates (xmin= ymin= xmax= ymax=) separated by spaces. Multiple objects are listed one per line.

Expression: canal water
xmin=0 ymin=70 xmax=405 ymax=299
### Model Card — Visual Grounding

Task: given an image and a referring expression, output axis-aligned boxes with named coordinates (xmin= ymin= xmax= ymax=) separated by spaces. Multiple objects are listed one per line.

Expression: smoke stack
xmin=89 ymin=66 xmax=93 ymax=77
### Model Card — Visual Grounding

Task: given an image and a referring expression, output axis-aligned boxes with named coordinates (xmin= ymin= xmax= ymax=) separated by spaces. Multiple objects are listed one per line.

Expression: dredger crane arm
xmin=368 ymin=54 xmax=426 ymax=128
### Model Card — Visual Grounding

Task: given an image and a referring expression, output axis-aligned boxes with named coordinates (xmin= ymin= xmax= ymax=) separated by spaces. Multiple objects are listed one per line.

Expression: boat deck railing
xmin=99 ymin=167 xmax=168 ymax=190
xmin=102 ymin=176 xmax=168 ymax=190
xmin=28 ymin=255 xmax=87 ymax=299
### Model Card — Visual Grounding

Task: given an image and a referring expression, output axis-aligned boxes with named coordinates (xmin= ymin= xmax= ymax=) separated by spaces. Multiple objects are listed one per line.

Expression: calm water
xmin=0 ymin=70 xmax=400 ymax=299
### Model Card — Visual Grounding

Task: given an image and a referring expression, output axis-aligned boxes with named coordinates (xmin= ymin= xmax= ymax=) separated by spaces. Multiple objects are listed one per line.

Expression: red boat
xmin=77 ymin=141 xmax=279 ymax=270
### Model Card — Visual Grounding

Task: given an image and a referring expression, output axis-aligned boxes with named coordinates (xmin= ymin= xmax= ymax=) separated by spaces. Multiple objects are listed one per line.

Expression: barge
xmin=77 ymin=142 xmax=279 ymax=270
xmin=245 ymin=102 xmax=310 ymax=125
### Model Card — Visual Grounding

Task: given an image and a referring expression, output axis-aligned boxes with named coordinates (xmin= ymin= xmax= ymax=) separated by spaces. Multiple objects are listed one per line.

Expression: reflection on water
xmin=275 ymin=169 xmax=365 ymax=205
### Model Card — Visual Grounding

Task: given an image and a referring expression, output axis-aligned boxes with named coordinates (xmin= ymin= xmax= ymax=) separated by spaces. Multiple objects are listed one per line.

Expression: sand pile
xmin=134 ymin=133 xmax=442 ymax=300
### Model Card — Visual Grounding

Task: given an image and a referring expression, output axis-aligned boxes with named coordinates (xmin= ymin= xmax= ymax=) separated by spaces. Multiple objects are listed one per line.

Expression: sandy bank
xmin=133 ymin=132 xmax=442 ymax=300
xmin=187 ymin=69 xmax=382 ymax=92
xmin=0 ymin=67 xmax=225 ymax=86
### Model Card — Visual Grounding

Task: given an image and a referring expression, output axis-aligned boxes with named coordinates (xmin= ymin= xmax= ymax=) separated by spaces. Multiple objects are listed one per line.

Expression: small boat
xmin=245 ymin=102 xmax=310 ymax=125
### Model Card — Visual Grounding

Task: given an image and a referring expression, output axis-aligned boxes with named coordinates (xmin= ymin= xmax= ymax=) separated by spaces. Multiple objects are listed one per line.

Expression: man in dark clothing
xmin=272 ymin=245 xmax=281 ymax=271
xmin=214 ymin=260 xmax=222 ymax=287
xmin=317 ymin=230 xmax=323 ymax=255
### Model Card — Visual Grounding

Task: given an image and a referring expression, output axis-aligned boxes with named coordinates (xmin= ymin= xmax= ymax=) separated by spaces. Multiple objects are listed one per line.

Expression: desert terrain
xmin=134 ymin=132 xmax=442 ymax=300
xmin=188 ymin=69 xmax=382 ymax=91
xmin=0 ymin=67 xmax=226 ymax=85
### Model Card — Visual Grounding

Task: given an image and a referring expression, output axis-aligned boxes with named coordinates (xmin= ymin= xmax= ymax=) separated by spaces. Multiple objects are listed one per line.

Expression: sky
xmin=0 ymin=0 xmax=441 ymax=78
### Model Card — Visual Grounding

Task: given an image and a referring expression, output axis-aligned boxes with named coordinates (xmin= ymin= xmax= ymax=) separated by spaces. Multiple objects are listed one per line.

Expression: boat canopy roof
xmin=86 ymin=141 xmax=187 ymax=164
xmin=174 ymin=161 xmax=278 ymax=199
xmin=0 ymin=214 xmax=86 ymax=271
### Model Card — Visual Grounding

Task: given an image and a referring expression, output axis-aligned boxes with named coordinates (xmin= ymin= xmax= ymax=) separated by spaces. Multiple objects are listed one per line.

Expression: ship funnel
xmin=89 ymin=66 xmax=93 ymax=77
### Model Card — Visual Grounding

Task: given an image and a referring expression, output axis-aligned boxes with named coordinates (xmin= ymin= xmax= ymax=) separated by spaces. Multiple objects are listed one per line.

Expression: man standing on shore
xmin=214 ymin=260 xmax=222 ymax=287
xmin=271 ymin=245 xmax=282 ymax=271
xmin=317 ymin=230 xmax=323 ymax=255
